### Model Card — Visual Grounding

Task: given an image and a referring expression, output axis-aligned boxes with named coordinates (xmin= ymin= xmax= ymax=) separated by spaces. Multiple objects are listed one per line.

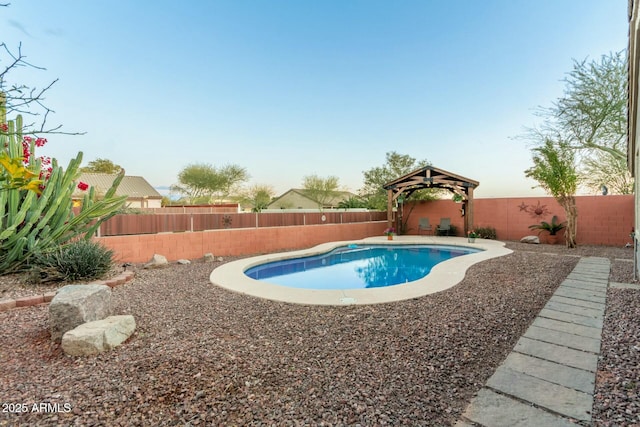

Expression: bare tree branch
xmin=1 ymin=41 xmax=84 ymax=135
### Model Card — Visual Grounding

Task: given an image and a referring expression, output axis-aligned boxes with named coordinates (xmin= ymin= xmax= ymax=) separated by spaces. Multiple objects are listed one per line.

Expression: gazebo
xmin=383 ymin=166 xmax=480 ymax=235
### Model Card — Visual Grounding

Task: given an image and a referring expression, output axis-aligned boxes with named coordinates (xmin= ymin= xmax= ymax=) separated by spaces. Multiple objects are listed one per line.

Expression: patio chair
xmin=418 ymin=218 xmax=432 ymax=235
xmin=436 ymin=218 xmax=451 ymax=236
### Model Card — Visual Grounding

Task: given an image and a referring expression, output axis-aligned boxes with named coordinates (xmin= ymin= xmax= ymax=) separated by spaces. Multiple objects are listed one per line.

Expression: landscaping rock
xmin=61 ymin=315 xmax=136 ymax=356
xmin=49 ymin=284 xmax=112 ymax=343
xmin=144 ymin=254 xmax=168 ymax=269
xmin=217 ymin=256 xmax=224 ymax=262
xmin=203 ymin=253 xmax=215 ymax=262
xmin=520 ymin=235 xmax=540 ymax=244
xmin=177 ymin=259 xmax=191 ymax=265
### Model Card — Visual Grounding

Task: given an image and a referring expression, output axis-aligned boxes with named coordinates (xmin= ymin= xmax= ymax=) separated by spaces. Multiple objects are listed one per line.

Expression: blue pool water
xmin=245 ymin=244 xmax=481 ymax=290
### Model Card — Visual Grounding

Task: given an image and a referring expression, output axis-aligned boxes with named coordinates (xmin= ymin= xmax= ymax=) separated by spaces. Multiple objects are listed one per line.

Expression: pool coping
xmin=209 ymin=236 xmax=513 ymax=306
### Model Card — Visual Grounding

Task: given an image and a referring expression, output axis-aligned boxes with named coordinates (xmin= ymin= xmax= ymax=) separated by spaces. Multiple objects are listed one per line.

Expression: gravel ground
xmin=0 ymin=264 xmax=128 ymax=301
xmin=593 ymin=288 xmax=640 ymax=426
xmin=0 ymin=241 xmax=638 ymax=426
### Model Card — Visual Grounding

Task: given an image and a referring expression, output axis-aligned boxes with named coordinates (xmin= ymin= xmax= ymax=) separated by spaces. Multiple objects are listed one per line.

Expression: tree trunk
xmin=560 ymin=196 xmax=578 ymax=248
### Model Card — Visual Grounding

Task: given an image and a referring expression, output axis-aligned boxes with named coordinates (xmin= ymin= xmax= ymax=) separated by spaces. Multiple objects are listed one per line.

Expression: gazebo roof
xmin=383 ymin=165 xmax=479 ymax=197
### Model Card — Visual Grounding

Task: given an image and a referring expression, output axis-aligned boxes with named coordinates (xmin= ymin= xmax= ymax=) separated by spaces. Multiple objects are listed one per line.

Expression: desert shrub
xmin=30 ymin=240 xmax=114 ymax=283
xmin=475 ymin=226 xmax=497 ymax=240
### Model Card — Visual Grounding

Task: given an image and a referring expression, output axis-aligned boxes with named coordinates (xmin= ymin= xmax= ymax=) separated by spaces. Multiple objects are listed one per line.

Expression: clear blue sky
xmin=2 ymin=0 xmax=628 ymax=198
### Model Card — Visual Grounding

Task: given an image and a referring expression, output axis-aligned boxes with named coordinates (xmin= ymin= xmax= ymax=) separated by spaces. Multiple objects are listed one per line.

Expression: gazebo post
xmin=466 ymin=187 xmax=474 ymax=235
xmin=387 ymin=188 xmax=394 ymax=229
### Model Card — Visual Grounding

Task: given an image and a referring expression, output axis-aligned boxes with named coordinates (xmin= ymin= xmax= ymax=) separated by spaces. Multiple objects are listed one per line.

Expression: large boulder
xmin=49 ymin=284 xmax=112 ymax=343
xmin=61 ymin=315 xmax=136 ymax=356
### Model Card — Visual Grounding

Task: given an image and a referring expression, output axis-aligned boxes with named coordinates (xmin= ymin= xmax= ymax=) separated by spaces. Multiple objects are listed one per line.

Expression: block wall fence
xmin=95 ymin=195 xmax=634 ymax=263
xmin=404 ymin=195 xmax=633 ymax=246
xmin=95 ymin=221 xmax=387 ymax=263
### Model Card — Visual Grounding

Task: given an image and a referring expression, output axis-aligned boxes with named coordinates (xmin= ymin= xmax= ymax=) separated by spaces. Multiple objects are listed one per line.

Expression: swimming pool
xmin=210 ymin=236 xmax=513 ymax=305
xmin=245 ymin=244 xmax=481 ymax=290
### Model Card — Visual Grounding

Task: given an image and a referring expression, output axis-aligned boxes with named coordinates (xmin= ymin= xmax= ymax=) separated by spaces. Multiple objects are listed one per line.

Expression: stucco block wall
xmin=96 ymin=221 xmax=387 ymax=263
xmin=95 ymin=195 xmax=633 ymax=263
xmin=405 ymin=195 xmax=633 ymax=246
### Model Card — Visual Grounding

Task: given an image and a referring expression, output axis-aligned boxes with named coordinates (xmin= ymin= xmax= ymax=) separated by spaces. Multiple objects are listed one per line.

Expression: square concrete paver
xmin=514 ymin=336 xmax=598 ymax=372
xmin=459 ymin=388 xmax=577 ymax=427
xmin=486 ymin=367 xmax=593 ymax=422
xmin=548 ymin=295 xmax=605 ymax=311
xmin=560 ymin=279 xmax=608 ymax=292
xmin=553 ymin=287 xmax=606 ymax=304
xmin=501 ymin=352 xmax=595 ymax=394
xmin=538 ymin=308 xmax=603 ymax=328
xmin=610 ymin=281 xmax=640 ymax=289
xmin=544 ymin=300 xmax=603 ymax=319
xmin=524 ymin=324 xmax=601 ymax=353
xmin=532 ymin=317 xmax=603 ymax=340
xmin=566 ymin=272 xmax=609 ymax=282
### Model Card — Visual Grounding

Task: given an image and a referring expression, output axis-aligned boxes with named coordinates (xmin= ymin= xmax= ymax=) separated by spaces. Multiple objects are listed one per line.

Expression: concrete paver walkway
xmin=456 ymin=256 xmax=610 ymax=426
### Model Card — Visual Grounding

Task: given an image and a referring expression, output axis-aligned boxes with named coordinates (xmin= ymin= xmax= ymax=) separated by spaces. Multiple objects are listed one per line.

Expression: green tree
xmin=525 ymin=51 xmax=629 ymax=189
xmin=337 ymin=196 xmax=367 ymax=209
xmin=582 ymin=150 xmax=633 ymax=195
xmin=239 ymin=184 xmax=275 ymax=212
xmin=302 ymin=174 xmax=340 ymax=210
xmin=171 ymin=163 xmax=249 ymax=204
xmin=80 ymin=158 xmax=123 ymax=174
xmin=360 ymin=151 xmax=436 ymax=211
xmin=525 ymin=140 xmax=580 ymax=248
xmin=171 ymin=163 xmax=214 ymax=203
xmin=217 ymin=164 xmax=249 ymax=201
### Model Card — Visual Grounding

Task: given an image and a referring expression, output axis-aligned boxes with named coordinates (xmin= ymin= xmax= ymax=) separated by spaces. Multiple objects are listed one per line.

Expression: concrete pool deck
xmin=209 ymin=236 xmax=512 ymax=305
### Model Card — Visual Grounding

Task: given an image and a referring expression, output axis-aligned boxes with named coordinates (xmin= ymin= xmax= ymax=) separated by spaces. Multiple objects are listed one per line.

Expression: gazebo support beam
xmin=465 ymin=187 xmax=474 ymax=235
xmin=387 ymin=188 xmax=394 ymax=229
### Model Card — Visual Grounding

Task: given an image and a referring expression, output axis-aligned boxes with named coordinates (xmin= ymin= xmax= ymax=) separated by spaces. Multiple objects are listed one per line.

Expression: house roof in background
xmin=74 ymin=173 xmax=163 ymax=199
xmin=269 ymin=188 xmax=357 ymax=207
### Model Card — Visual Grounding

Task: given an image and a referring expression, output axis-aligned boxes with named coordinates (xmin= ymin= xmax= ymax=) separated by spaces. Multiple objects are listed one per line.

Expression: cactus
xmin=0 ymin=94 xmax=127 ymax=274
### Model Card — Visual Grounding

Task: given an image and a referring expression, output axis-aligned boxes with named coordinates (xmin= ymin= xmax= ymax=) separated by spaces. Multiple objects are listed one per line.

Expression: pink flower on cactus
xmin=23 ymin=136 xmax=32 ymax=143
xmin=22 ymin=140 xmax=30 ymax=154
xmin=0 ymin=123 xmax=8 ymax=132
xmin=22 ymin=143 xmax=30 ymax=163
xmin=35 ymin=138 xmax=47 ymax=147
xmin=38 ymin=160 xmax=54 ymax=180
xmin=77 ymin=182 xmax=89 ymax=191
